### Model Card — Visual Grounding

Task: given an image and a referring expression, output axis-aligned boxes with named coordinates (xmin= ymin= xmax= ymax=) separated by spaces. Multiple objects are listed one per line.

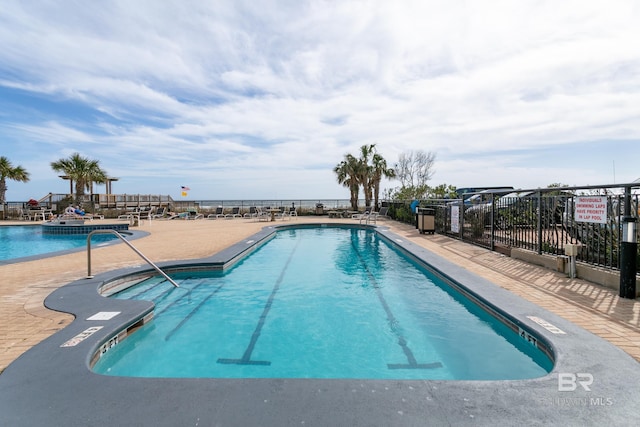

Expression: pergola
xmin=58 ymin=176 xmax=119 ymax=195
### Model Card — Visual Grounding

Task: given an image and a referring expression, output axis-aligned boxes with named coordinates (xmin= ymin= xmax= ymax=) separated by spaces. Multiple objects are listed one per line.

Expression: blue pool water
xmin=95 ymin=227 xmax=553 ymax=380
xmin=0 ymin=226 xmax=115 ymax=262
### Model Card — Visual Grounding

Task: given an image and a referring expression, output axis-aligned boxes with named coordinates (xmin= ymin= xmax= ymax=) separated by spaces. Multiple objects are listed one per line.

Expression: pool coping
xmin=1 ymin=223 xmax=639 ymax=426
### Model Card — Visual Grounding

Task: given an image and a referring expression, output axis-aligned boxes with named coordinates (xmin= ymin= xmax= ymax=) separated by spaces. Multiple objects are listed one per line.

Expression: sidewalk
xmin=1 ymin=217 xmax=639 ymax=372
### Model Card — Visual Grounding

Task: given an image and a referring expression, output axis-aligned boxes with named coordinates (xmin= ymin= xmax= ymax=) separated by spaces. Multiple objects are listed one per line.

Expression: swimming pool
xmin=94 ymin=227 xmax=552 ymax=380
xmin=0 ymin=224 xmax=135 ymax=263
xmin=4 ymin=222 xmax=640 ymax=426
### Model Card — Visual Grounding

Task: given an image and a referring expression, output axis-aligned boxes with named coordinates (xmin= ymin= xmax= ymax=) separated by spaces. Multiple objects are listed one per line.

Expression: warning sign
xmin=575 ymin=196 xmax=607 ymax=224
xmin=450 ymin=205 xmax=460 ymax=233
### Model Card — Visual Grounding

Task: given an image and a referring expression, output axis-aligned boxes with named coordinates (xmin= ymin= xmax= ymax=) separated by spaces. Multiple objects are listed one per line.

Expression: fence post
xmin=620 ymin=186 xmax=637 ymax=298
xmin=537 ymin=192 xmax=543 ymax=254
xmin=490 ymin=194 xmax=495 ymax=251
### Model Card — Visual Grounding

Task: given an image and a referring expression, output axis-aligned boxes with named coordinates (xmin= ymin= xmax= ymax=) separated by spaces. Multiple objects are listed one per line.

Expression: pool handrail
xmin=86 ymin=230 xmax=180 ymax=288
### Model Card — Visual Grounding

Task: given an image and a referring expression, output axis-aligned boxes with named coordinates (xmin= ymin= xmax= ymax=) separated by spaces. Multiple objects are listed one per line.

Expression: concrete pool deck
xmin=1 ymin=217 xmax=640 ymax=425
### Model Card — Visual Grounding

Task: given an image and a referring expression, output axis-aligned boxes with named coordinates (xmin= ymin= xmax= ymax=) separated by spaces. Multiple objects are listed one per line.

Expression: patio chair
xmin=207 ymin=207 xmax=225 ymax=219
xmin=243 ymin=206 xmax=258 ymax=218
xmin=256 ymin=207 xmax=270 ymax=222
xmin=225 ymin=207 xmax=242 ymax=219
xmin=275 ymin=207 xmax=288 ymax=220
xmin=152 ymin=207 xmax=166 ymax=219
xmin=371 ymin=206 xmax=389 ymax=221
xmin=191 ymin=211 xmax=204 ymax=220
xmin=19 ymin=209 xmax=31 ymax=221
xmin=351 ymin=207 xmax=372 ymax=220
xmin=118 ymin=206 xmax=140 ymax=221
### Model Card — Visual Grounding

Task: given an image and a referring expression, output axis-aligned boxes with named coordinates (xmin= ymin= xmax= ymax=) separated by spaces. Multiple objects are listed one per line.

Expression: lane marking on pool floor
xmin=217 ymin=236 xmax=303 ymax=366
xmin=164 ymin=280 xmax=226 ymax=341
xmin=351 ymin=232 xmax=442 ymax=370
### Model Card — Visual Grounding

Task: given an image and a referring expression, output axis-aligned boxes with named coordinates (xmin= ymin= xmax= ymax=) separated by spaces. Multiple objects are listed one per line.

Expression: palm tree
xmin=50 ymin=153 xmax=108 ymax=203
xmin=0 ymin=156 xmax=30 ymax=205
xmin=334 ymin=144 xmax=396 ymax=211
xmin=334 ymin=154 xmax=362 ymax=211
xmin=371 ymin=153 xmax=395 ymax=209
xmin=358 ymin=144 xmax=376 ymax=208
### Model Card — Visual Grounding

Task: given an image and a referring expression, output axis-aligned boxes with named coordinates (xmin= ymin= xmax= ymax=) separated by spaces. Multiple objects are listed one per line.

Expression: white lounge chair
xmin=351 ymin=207 xmax=372 ymax=220
xmin=207 ymin=207 xmax=225 ymax=219
xmin=225 ymin=207 xmax=242 ymax=219
xmin=191 ymin=211 xmax=204 ymax=220
xmin=243 ymin=207 xmax=258 ymax=218
xmin=152 ymin=207 xmax=166 ymax=219
xmin=255 ymin=207 xmax=270 ymax=222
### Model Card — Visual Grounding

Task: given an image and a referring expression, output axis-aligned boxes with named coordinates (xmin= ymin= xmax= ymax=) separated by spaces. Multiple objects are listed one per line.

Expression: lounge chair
xmin=83 ymin=212 xmax=104 ymax=220
xmin=185 ymin=210 xmax=204 ymax=220
xmin=277 ymin=207 xmax=297 ymax=221
xmin=152 ymin=207 xmax=166 ymax=219
xmin=225 ymin=207 xmax=242 ymax=219
xmin=351 ymin=207 xmax=372 ymax=220
xmin=373 ymin=206 xmax=389 ymax=221
xmin=354 ymin=207 xmax=382 ymax=224
xmin=243 ymin=207 xmax=258 ymax=218
xmin=207 ymin=207 xmax=225 ymax=219
xmin=169 ymin=211 xmax=201 ymax=220
xmin=118 ymin=206 xmax=141 ymax=221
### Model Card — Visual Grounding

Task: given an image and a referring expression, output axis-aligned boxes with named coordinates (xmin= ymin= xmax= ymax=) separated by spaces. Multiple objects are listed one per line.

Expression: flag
xmin=181 ymin=191 xmax=187 ymax=197
xmin=181 ymin=186 xmax=191 ymax=191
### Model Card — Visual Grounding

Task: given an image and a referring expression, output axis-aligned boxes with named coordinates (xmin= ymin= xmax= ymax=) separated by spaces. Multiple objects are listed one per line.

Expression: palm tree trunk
xmin=350 ymin=184 xmax=359 ymax=211
xmin=0 ymin=178 xmax=6 ymax=204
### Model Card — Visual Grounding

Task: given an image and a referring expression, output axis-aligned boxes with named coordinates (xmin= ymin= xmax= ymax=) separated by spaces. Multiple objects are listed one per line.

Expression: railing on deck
xmin=386 ymin=183 xmax=640 ymax=273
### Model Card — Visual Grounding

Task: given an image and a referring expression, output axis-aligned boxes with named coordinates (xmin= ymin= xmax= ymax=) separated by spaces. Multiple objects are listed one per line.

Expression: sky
xmin=1 ymin=0 xmax=639 ymax=202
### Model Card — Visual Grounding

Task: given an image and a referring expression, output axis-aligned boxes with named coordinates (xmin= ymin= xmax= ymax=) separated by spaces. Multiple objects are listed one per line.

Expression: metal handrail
xmin=86 ymin=230 xmax=179 ymax=288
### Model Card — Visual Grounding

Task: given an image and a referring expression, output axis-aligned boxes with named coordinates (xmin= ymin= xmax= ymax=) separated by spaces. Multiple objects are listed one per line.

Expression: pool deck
xmin=1 ymin=217 xmax=640 ymax=425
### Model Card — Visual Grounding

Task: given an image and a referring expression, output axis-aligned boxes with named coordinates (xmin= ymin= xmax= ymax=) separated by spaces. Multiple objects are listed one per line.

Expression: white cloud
xmin=1 ymin=0 xmax=639 ymax=201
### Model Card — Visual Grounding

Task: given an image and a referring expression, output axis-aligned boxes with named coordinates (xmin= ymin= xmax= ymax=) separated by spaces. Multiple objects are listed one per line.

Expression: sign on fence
xmin=574 ymin=196 xmax=608 ymax=224
xmin=450 ymin=205 xmax=460 ymax=233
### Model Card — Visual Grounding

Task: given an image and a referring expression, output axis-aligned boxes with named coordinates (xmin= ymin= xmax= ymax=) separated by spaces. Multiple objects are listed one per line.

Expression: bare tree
xmin=395 ymin=150 xmax=436 ymax=188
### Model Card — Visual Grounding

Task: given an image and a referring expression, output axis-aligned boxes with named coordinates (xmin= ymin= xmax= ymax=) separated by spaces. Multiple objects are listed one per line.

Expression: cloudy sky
xmin=1 ymin=0 xmax=639 ymax=201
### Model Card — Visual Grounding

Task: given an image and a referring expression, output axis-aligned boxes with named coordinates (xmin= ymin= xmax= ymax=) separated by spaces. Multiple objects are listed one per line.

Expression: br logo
xmin=558 ymin=373 xmax=593 ymax=391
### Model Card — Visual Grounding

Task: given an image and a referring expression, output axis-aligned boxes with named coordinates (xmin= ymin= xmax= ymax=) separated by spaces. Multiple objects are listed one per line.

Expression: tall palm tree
xmin=334 ymin=154 xmax=361 ymax=211
xmin=50 ymin=153 xmax=108 ymax=203
xmin=0 ymin=156 xmax=30 ymax=204
xmin=334 ymin=144 xmax=396 ymax=211
xmin=371 ymin=153 xmax=395 ymax=209
xmin=357 ymin=144 xmax=376 ymax=208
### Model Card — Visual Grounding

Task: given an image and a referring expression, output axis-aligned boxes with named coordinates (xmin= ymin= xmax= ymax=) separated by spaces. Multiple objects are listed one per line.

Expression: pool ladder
xmin=86 ymin=230 xmax=180 ymax=288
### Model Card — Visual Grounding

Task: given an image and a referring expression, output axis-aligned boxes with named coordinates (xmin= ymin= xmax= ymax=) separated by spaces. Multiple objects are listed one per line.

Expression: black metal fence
xmin=1 ymin=195 xmax=365 ymax=219
xmin=387 ymin=183 xmax=640 ymax=272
